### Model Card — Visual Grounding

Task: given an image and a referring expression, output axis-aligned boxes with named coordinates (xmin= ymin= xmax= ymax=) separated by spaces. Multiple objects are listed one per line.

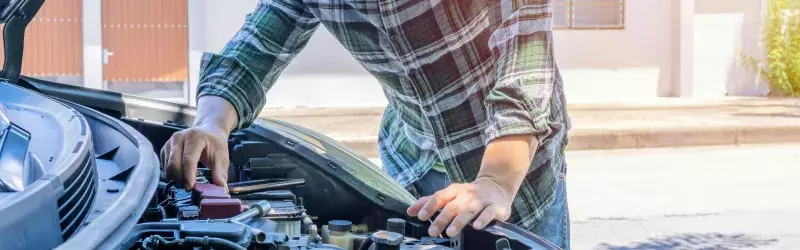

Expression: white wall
xmin=188 ymin=0 xmax=259 ymax=106
xmin=693 ymin=0 xmax=769 ymax=97
xmin=554 ymin=0 xmax=674 ymax=102
xmin=187 ymin=0 xmax=768 ymax=108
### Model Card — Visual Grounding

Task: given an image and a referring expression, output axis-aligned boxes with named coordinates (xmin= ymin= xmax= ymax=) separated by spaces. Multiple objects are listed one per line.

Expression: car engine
xmin=126 ymin=179 xmax=446 ymax=250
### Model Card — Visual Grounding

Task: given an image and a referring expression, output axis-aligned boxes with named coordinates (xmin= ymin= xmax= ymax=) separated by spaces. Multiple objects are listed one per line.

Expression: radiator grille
xmin=57 ymin=151 xmax=97 ymax=239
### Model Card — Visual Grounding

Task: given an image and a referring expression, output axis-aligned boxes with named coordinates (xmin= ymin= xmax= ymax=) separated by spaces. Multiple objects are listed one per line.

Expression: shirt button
xmin=436 ymin=138 xmax=445 ymax=145
xmin=423 ymin=105 xmax=432 ymax=112
xmin=407 ymin=68 xmax=418 ymax=75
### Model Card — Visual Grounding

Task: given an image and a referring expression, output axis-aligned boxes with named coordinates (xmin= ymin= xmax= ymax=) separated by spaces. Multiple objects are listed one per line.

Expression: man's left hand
xmin=407 ymin=176 xmax=515 ymax=237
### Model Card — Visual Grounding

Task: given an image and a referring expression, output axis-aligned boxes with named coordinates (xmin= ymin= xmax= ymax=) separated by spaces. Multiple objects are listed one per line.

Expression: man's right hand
xmin=160 ymin=125 xmax=230 ymax=191
xmin=159 ymin=96 xmax=239 ymax=191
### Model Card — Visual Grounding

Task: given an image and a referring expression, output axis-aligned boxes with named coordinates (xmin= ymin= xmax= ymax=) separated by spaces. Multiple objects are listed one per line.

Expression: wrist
xmin=475 ymin=174 xmax=522 ymax=197
xmin=194 ymin=96 xmax=239 ymax=133
xmin=476 ymin=134 xmax=536 ymax=197
xmin=193 ymin=122 xmax=230 ymax=137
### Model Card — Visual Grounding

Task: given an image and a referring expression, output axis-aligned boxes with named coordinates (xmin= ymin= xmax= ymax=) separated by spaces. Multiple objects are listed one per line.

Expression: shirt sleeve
xmin=484 ymin=0 xmax=558 ymax=145
xmin=197 ymin=0 xmax=320 ymax=130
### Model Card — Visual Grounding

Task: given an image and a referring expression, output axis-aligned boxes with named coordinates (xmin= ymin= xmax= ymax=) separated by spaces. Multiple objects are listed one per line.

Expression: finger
xmin=166 ymin=134 xmax=185 ymax=182
xmin=181 ymin=132 xmax=206 ymax=191
xmin=473 ymin=204 xmax=508 ymax=230
xmin=209 ymin=152 xmax=229 ymax=191
xmin=160 ymin=143 xmax=172 ymax=179
xmin=159 ymin=142 xmax=168 ymax=171
xmin=430 ymin=199 xmax=467 ymax=237
xmin=447 ymin=200 xmax=487 ymax=237
xmin=407 ymin=196 xmax=431 ymax=217
xmin=418 ymin=185 xmax=459 ymax=221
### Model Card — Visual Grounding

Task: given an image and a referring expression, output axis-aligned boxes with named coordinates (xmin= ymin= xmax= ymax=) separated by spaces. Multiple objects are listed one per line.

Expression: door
xmin=0 ymin=0 xmax=84 ymax=85
xmin=101 ymin=0 xmax=189 ymax=103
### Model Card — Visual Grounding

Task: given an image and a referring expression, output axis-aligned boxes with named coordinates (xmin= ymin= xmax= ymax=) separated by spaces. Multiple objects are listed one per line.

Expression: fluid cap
xmin=386 ymin=218 xmax=406 ymax=234
xmin=328 ymin=220 xmax=353 ymax=232
xmin=370 ymin=230 xmax=404 ymax=246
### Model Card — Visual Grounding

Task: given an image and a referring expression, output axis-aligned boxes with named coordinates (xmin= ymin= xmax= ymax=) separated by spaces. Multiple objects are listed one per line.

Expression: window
xmin=553 ymin=0 xmax=625 ymax=29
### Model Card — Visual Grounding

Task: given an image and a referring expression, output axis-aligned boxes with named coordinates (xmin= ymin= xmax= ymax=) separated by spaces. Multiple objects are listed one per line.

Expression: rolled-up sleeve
xmin=484 ymin=0 xmax=557 ymax=145
xmin=197 ymin=0 xmax=320 ymax=130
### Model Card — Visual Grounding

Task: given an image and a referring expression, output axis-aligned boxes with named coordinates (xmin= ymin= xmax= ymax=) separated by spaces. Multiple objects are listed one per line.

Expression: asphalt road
xmin=370 ymin=143 xmax=800 ymax=249
xmin=567 ymin=143 xmax=800 ymax=250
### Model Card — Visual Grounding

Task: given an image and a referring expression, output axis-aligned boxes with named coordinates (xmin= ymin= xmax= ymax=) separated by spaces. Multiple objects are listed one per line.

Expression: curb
xmin=337 ymin=125 xmax=800 ymax=158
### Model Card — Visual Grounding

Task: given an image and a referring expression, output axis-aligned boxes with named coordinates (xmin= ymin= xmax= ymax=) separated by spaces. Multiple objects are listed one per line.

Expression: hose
xmin=157 ymin=206 xmax=168 ymax=221
xmin=141 ymin=235 xmax=246 ymax=250
xmin=357 ymin=234 xmax=374 ymax=250
xmin=184 ymin=236 xmax=247 ymax=250
xmin=141 ymin=235 xmax=181 ymax=249
xmin=162 ymin=181 xmax=179 ymax=198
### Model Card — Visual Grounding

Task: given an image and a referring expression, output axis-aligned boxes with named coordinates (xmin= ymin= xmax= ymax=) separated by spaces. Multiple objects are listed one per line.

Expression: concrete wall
xmin=693 ymin=0 xmax=769 ymax=97
xmin=185 ymin=0 xmax=769 ymax=107
xmin=554 ymin=0 xmax=674 ymax=102
xmin=187 ymin=0 xmax=259 ymax=106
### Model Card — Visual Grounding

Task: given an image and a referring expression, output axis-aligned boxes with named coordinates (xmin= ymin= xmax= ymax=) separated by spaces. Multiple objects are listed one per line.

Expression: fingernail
xmin=473 ymin=221 xmax=483 ymax=229
xmin=446 ymin=226 xmax=457 ymax=236
xmin=418 ymin=211 xmax=428 ymax=220
xmin=428 ymin=226 xmax=438 ymax=236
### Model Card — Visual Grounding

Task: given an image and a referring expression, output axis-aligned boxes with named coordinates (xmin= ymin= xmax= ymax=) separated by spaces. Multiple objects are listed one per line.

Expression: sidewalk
xmin=260 ymin=97 xmax=800 ymax=158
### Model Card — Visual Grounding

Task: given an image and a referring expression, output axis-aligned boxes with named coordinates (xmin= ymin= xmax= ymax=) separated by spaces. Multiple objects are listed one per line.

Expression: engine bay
xmin=0 ymin=75 xmax=559 ymax=250
xmin=121 ymin=119 xmax=476 ymax=250
xmin=112 ymin=102 xmax=555 ymax=250
xmin=125 ymin=179 xmax=451 ymax=250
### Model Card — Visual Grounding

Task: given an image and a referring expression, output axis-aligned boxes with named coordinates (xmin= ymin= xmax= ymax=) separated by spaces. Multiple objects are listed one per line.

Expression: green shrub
xmin=743 ymin=0 xmax=800 ymax=97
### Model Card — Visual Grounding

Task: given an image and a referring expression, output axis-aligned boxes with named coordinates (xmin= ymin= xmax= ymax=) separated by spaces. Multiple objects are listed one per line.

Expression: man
xmin=160 ymin=0 xmax=571 ymax=248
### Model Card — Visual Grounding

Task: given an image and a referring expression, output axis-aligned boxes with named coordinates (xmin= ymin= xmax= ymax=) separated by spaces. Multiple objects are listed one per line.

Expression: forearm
xmin=196 ymin=0 xmax=321 ymax=130
xmin=193 ymin=96 xmax=239 ymax=134
xmin=477 ymin=134 xmax=539 ymax=196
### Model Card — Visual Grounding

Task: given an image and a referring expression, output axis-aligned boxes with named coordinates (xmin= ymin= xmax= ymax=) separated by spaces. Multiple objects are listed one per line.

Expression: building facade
xmin=3 ymin=0 xmax=771 ymax=107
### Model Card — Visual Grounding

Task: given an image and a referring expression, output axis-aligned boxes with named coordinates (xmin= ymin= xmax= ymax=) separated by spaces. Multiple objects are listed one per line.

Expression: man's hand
xmin=407 ymin=134 xmax=538 ymax=237
xmin=407 ymin=177 xmax=515 ymax=237
xmin=160 ymin=96 xmax=238 ymax=191
xmin=160 ymin=125 xmax=230 ymax=190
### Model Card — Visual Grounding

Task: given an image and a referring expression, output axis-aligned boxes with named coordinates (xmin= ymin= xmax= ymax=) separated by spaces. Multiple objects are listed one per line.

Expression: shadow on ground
xmin=595 ymin=233 xmax=778 ymax=250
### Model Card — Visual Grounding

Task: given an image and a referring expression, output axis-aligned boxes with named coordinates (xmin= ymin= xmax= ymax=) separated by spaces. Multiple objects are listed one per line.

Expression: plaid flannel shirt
xmin=197 ymin=0 xmax=570 ymax=229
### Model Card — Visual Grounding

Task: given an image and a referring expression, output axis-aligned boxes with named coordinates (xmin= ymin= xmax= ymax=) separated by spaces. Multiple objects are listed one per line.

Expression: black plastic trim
xmin=23 ymin=77 xmax=197 ymax=126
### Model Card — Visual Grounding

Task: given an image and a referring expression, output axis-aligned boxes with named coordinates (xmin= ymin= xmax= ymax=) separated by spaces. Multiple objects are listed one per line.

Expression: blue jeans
xmin=413 ymin=165 xmax=570 ymax=250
